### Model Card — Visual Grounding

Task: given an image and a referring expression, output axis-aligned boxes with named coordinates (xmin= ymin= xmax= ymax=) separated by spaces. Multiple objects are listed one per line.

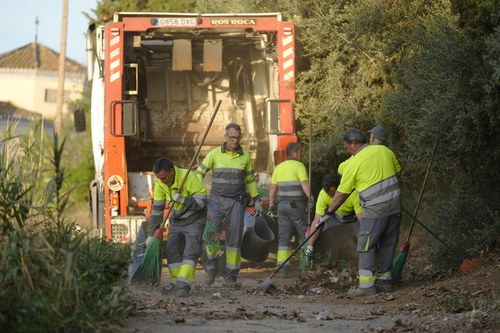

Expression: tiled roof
xmin=0 ymin=101 xmax=42 ymax=119
xmin=0 ymin=42 xmax=85 ymax=73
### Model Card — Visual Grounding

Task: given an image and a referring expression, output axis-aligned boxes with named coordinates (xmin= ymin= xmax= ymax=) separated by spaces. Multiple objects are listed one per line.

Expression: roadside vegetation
xmin=0 ymin=124 xmax=134 ymax=332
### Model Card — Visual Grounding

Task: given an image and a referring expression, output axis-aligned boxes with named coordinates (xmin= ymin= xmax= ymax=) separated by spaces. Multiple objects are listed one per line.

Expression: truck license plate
xmin=154 ymin=17 xmax=197 ymax=27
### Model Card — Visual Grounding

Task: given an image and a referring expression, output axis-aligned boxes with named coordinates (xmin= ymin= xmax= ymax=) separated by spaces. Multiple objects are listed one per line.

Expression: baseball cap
xmin=369 ymin=126 xmax=388 ymax=142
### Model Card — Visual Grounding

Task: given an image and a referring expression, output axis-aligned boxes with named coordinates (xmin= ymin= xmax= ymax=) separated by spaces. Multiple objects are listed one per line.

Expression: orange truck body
xmin=88 ymin=12 xmax=297 ymax=242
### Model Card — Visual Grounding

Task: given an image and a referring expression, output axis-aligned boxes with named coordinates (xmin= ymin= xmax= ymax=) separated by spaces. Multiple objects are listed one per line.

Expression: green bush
xmin=0 ymin=128 xmax=134 ymax=333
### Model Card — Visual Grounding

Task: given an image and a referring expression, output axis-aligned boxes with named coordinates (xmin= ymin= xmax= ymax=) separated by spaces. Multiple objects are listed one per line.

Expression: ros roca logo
xmin=211 ymin=19 xmax=256 ymax=25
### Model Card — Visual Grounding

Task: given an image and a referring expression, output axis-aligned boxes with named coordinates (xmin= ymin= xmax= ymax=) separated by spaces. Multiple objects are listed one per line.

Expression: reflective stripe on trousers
xmin=165 ymin=215 xmax=205 ymax=287
xmin=204 ymin=194 xmax=245 ymax=282
xmin=276 ymin=199 xmax=307 ymax=267
xmin=168 ymin=259 xmax=197 ymax=286
xmin=356 ymin=214 xmax=401 ymax=287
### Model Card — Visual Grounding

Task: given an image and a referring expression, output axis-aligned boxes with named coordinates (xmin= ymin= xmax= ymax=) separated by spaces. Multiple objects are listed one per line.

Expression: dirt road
xmin=121 ymin=253 xmax=499 ymax=333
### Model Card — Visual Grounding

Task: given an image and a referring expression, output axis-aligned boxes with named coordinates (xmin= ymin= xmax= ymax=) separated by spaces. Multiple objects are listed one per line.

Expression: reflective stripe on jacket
xmin=148 ymin=166 xmax=206 ymax=235
xmin=359 ymin=175 xmax=400 ymax=217
xmin=271 ymin=159 xmax=308 ymax=202
xmin=196 ymin=144 xmax=259 ymax=199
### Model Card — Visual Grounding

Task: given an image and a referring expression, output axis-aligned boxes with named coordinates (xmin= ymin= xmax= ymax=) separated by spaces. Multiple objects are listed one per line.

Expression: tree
xmin=382 ymin=8 xmax=500 ymax=259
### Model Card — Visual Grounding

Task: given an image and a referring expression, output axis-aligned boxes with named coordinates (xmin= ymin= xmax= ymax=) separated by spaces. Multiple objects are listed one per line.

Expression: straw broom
xmin=138 ymin=100 xmax=221 ymax=284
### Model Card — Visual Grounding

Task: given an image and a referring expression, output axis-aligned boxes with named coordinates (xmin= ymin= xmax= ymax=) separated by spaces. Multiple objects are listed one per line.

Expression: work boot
xmin=175 ymin=287 xmax=190 ymax=297
xmin=204 ymin=271 xmax=216 ymax=286
xmin=222 ymin=280 xmax=241 ymax=289
xmin=346 ymin=286 xmax=376 ymax=298
xmin=162 ymin=282 xmax=175 ymax=292
xmin=375 ymin=280 xmax=393 ymax=293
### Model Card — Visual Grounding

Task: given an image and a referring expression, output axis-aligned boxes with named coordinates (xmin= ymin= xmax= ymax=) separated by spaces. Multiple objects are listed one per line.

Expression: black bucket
xmin=241 ymin=215 xmax=275 ymax=262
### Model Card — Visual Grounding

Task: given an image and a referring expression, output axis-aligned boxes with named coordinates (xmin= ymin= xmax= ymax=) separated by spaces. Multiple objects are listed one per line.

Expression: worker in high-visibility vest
xmin=321 ymin=128 xmax=401 ymax=297
xmin=268 ymin=142 xmax=312 ymax=277
xmin=148 ymin=158 xmax=207 ymax=297
xmin=369 ymin=126 xmax=401 ymax=175
xmin=305 ymin=165 xmax=362 ymax=258
xmin=196 ymin=123 xmax=263 ymax=288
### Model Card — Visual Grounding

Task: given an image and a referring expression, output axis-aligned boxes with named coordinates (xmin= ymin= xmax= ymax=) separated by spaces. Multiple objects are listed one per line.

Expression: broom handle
xmin=401 ymin=206 xmax=462 ymax=261
xmin=268 ymin=189 xmax=354 ymax=280
xmin=406 ymin=138 xmax=438 ymax=241
xmin=159 ymin=100 xmax=222 ymax=230
xmin=307 ymin=119 xmax=312 ymax=225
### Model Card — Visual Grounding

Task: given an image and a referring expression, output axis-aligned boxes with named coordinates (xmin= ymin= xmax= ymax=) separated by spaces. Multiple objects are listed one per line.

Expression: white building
xmin=0 ymin=42 xmax=86 ymax=119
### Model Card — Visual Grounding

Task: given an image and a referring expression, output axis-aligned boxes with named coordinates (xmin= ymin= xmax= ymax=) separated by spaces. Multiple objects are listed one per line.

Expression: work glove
xmin=254 ymin=200 xmax=264 ymax=215
xmin=305 ymin=245 xmax=314 ymax=259
xmin=146 ymin=236 xmax=154 ymax=247
xmin=172 ymin=192 xmax=185 ymax=204
xmin=318 ymin=213 xmax=332 ymax=227
xmin=268 ymin=204 xmax=278 ymax=217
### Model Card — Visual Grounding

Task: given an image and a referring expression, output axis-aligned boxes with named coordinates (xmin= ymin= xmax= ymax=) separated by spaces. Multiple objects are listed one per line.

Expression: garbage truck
xmin=85 ymin=12 xmax=297 ymax=243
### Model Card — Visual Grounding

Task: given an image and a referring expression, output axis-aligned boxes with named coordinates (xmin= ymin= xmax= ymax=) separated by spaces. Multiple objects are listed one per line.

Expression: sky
xmin=0 ymin=0 xmax=99 ymax=66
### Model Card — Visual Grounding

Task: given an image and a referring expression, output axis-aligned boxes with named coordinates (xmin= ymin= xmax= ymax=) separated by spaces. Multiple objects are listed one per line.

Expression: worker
xmin=369 ymin=125 xmax=401 ymax=176
xmin=369 ymin=125 xmax=388 ymax=145
xmin=321 ymin=128 xmax=401 ymax=297
xmin=148 ymin=158 xmax=207 ymax=297
xmin=195 ymin=123 xmax=263 ymax=288
xmin=305 ymin=166 xmax=362 ymax=259
xmin=268 ymin=142 xmax=312 ymax=277
xmin=306 ymin=126 xmax=399 ymax=262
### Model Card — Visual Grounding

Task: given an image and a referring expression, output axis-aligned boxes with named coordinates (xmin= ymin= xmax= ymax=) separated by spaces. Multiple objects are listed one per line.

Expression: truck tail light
xmin=110 ymin=192 xmax=119 ymax=216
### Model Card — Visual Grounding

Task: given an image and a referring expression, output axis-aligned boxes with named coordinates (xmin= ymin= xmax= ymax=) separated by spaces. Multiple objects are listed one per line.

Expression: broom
xmin=392 ymin=138 xmax=438 ymax=282
xmin=137 ymin=100 xmax=222 ymax=284
xmin=300 ymin=119 xmax=314 ymax=271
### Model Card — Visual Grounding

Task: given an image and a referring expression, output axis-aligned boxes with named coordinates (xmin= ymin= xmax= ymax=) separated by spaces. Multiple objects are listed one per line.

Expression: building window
xmin=44 ymin=89 xmax=70 ymax=103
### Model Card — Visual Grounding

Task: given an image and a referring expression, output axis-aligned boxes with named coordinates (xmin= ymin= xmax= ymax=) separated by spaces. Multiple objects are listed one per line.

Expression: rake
xmin=254 ymin=190 xmax=353 ymax=294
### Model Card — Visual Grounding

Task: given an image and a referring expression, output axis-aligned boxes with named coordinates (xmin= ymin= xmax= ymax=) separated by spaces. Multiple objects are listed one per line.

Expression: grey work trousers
xmin=277 ymin=199 xmax=307 ymax=266
xmin=166 ymin=213 xmax=205 ymax=289
xmin=357 ymin=213 xmax=401 ymax=281
xmin=205 ymin=194 xmax=245 ymax=282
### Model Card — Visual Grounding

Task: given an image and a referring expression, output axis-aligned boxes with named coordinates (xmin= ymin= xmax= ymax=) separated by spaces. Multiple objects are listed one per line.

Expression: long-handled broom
xmin=135 ymin=100 xmax=222 ymax=284
xmin=399 ymin=206 xmax=481 ymax=273
xmin=392 ymin=138 xmax=438 ymax=282
xmin=300 ymin=119 xmax=314 ymax=270
xmin=255 ymin=190 xmax=354 ymax=294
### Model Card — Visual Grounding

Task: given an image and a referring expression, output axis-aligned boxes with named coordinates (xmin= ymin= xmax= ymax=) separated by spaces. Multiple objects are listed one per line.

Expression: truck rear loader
xmin=85 ymin=12 xmax=297 ymax=243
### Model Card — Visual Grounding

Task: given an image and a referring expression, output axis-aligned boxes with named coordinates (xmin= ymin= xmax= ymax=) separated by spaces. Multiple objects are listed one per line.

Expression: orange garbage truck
xmin=85 ymin=12 xmax=297 ymax=244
